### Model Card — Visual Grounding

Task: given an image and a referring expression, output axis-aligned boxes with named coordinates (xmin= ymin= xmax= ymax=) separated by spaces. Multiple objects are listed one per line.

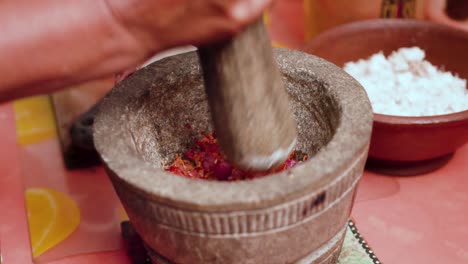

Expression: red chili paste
xmin=165 ymin=132 xmax=308 ymax=181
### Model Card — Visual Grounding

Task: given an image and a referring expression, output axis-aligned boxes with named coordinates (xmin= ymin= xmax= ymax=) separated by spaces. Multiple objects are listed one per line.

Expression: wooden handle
xmin=198 ymin=18 xmax=297 ymax=171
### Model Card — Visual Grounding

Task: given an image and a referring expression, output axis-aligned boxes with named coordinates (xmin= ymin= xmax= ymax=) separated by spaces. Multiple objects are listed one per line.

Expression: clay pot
xmin=94 ymin=49 xmax=372 ymax=263
xmin=303 ymin=19 xmax=468 ymax=175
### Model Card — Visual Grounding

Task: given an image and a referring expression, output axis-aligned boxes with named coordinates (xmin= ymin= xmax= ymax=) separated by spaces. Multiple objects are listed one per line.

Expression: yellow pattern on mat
xmin=272 ymin=42 xmax=287 ymax=48
xmin=119 ymin=205 xmax=129 ymax=221
xmin=263 ymin=11 xmax=271 ymax=26
xmin=13 ymin=96 xmax=57 ymax=145
xmin=25 ymin=188 xmax=80 ymax=258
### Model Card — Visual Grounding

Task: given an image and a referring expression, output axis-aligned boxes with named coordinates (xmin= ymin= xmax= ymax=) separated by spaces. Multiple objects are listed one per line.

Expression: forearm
xmin=0 ymin=0 xmax=151 ymax=102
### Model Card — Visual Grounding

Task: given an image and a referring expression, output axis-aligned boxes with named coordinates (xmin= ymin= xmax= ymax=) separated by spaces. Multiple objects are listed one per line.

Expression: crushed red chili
xmin=165 ymin=132 xmax=308 ymax=181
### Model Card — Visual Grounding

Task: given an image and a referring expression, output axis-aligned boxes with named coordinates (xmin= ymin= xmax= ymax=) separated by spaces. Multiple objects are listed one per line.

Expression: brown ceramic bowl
xmin=94 ymin=49 xmax=373 ymax=263
xmin=304 ymin=19 xmax=468 ymax=175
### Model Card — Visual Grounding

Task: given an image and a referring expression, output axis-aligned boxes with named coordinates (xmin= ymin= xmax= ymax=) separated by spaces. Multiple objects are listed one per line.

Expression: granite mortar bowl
xmin=94 ymin=49 xmax=372 ymax=264
xmin=304 ymin=19 xmax=468 ymax=176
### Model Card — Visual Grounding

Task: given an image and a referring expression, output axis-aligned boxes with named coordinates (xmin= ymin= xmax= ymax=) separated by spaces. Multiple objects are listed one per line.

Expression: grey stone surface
xmin=94 ymin=48 xmax=373 ymax=263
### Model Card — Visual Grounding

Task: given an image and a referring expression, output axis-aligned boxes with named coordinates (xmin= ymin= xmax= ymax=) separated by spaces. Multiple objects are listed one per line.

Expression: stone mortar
xmin=94 ymin=49 xmax=373 ymax=264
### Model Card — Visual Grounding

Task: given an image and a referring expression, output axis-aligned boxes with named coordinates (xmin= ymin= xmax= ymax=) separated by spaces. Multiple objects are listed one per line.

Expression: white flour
xmin=344 ymin=47 xmax=468 ymax=116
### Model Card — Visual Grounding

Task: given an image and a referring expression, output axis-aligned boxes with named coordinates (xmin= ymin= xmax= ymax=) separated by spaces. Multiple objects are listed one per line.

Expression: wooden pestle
xmin=197 ymin=18 xmax=297 ymax=171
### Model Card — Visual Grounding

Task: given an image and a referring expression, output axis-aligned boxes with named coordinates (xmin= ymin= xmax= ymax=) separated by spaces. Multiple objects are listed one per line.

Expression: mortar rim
xmin=94 ymin=48 xmax=372 ymax=211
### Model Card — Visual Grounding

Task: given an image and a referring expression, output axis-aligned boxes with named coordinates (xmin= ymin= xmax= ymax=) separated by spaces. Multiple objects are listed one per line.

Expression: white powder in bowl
xmin=343 ymin=47 xmax=468 ymax=116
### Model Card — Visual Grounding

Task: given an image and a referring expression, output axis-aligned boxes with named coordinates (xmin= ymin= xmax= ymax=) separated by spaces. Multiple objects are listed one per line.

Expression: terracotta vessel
xmin=304 ymin=19 xmax=468 ymax=175
xmin=94 ymin=49 xmax=372 ymax=263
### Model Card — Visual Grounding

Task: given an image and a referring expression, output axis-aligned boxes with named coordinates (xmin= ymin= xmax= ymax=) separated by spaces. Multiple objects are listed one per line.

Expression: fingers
xmin=187 ymin=0 xmax=272 ymax=35
xmin=228 ymin=0 xmax=272 ymax=23
xmin=103 ymin=0 xmax=273 ymax=60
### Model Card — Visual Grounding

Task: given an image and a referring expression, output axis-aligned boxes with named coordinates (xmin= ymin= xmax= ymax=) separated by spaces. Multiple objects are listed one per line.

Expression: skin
xmin=0 ymin=0 xmax=272 ymax=102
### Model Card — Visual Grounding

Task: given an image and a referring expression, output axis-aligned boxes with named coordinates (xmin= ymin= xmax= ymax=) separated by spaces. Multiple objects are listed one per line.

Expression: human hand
xmin=105 ymin=0 xmax=273 ymax=55
xmin=0 ymin=0 xmax=272 ymax=101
